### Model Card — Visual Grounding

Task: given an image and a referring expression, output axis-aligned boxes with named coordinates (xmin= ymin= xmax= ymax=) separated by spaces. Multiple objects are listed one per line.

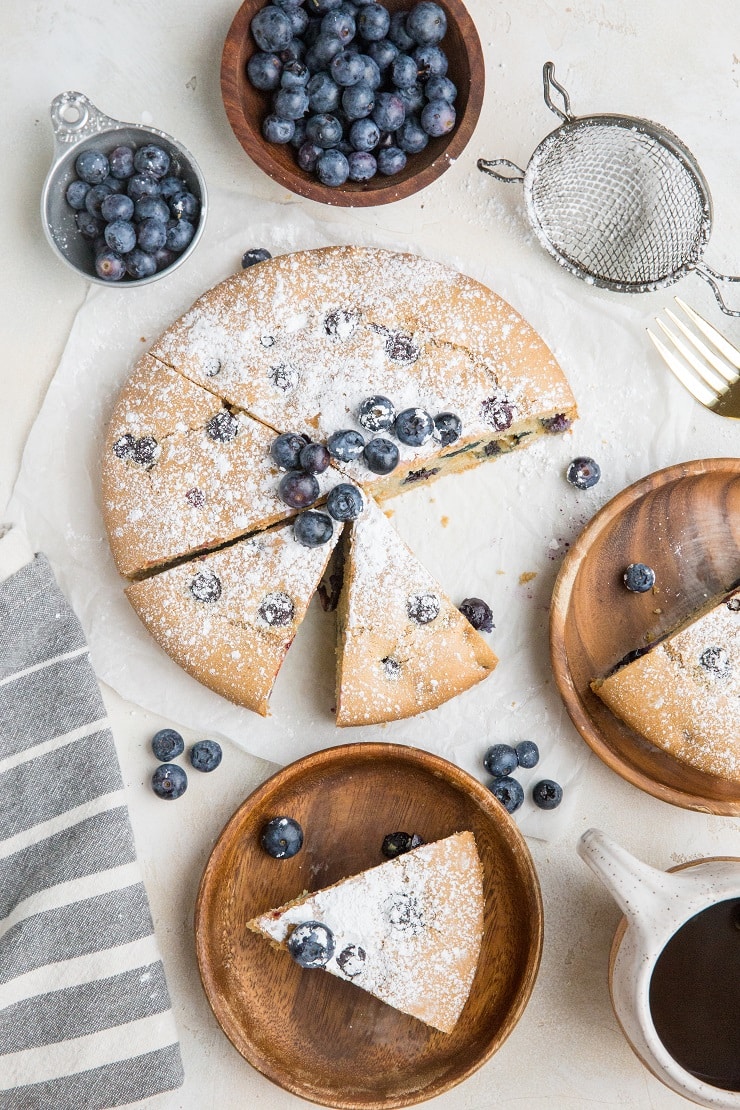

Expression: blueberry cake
xmin=336 ymin=498 xmax=497 ymax=725
xmin=102 ymin=246 xmax=576 ymax=720
xmin=125 ymin=519 xmax=341 ymax=715
xmin=247 ymin=831 xmax=484 ymax=1033
xmin=591 ymin=585 xmax=740 ymax=781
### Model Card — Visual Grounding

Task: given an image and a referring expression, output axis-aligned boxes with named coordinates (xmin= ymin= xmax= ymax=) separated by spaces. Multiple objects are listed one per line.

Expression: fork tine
xmin=655 ymin=318 xmax=729 ymax=394
xmin=674 ymin=297 xmax=740 ymax=372
xmin=663 ymin=309 xmax=738 ymax=385
xmin=647 ymin=329 xmax=719 ymax=408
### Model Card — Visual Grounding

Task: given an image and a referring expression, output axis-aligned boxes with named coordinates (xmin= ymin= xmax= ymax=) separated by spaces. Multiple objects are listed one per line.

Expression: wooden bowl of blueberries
xmin=221 ymin=0 xmax=485 ymax=205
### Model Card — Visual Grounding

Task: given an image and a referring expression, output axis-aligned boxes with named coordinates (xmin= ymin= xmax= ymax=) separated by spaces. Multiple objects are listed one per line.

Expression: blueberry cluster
xmin=64 ymin=143 xmax=201 ymax=282
xmin=150 ymin=728 xmax=222 ymax=800
xmin=483 ymin=741 xmax=563 ymax=814
xmin=247 ymin=0 xmax=457 ymax=187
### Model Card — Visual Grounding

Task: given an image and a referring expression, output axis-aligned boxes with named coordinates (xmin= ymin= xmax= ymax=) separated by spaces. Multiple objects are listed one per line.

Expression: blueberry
xmin=490 ymin=776 xmax=524 ymax=813
xmin=307 ymin=71 xmax=341 ymax=113
xmin=700 ymin=646 xmax=731 ymax=678
xmin=242 ymin=247 xmax=272 ymax=268
xmin=190 ymin=569 xmax=222 ymax=603
xmin=258 ymin=591 xmax=295 ymax=625
xmin=407 ymin=592 xmax=440 ymax=623
xmin=372 ymin=91 xmax=405 ymax=131
xmin=322 ymin=7 xmax=355 ymax=40
xmin=306 ymin=113 xmax=343 ymax=147
xmin=297 ymin=140 xmax=324 ymax=171
xmin=281 ymin=59 xmax=310 ymax=87
xmin=532 ymin=779 xmax=563 ymax=810
xmin=159 ymin=175 xmax=187 ymax=199
xmin=279 ymin=470 xmax=320 ymax=508
xmin=252 ymin=5 xmax=294 ymax=51
xmin=189 ymin=739 xmax=223 ymax=772
xmin=363 ymin=436 xmax=399 ymax=474
xmin=169 ymin=191 xmax=199 ymax=220
xmin=381 ymin=831 xmax=413 ymax=858
xmin=75 ymin=148 xmax=110 ymax=185
xmin=134 ymin=196 xmax=170 ymax=223
xmin=206 ymin=410 xmax=240 ymax=442
xmin=377 ymin=145 xmax=406 ymax=175
xmin=75 ymin=210 xmax=103 ymax=240
xmin=261 ymin=815 xmax=304 ymax=858
xmin=349 ymin=117 xmax=380 ymax=151
xmin=395 ymin=407 xmax=434 ymax=446
xmin=342 ymin=81 xmax=374 ymax=119
xmin=294 ymin=509 xmax=334 ymax=546
xmin=137 ymin=217 xmax=167 ymax=253
xmin=541 ymin=412 xmax=572 ymax=434
xmin=324 ymin=308 xmax=360 ymax=336
xmin=305 ymin=32 xmax=344 ymax=69
xmin=263 ymin=114 xmax=296 ymax=143
xmin=290 ymin=117 xmax=308 ymax=147
xmin=152 ymin=763 xmax=188 ymax=800
xmin=434 ymin=411 xmax=462 ymax=446
xmin=125 ymin=249 xmax=157 ymax=280
xmin=337 ymin=945 xmax=366 ymax=977
xmin=113 ymin=433 xmax=136 ymax=459
xmin=274 ymin=86 xmax=310 ymax=119
xmin=282 ymin=36 xmax=307 ymax=62
xmin=388 ymin=10 xmax=415 ymax=50
xmin=166 ymin=218 xmax=195 ymax=252
xmin=459 ymin=597 xmax=494 ymax=633
xmin=348 ymin=151 xmax=377 ymax=181
xmin=516 ymin=741 xmax=540 ymax=769
xmin=566 ymin=457 xmax=601 ymax=490
xmin=623 ymin=562 xmax=656 ymax=593
xmin=248 ymin=50 xmax=284 ymax=90
xmin=357 ymin=3 xmax=390 ymax=40
xmin=391 ymin=53 xmax=418 ymax=88
xmin=356 ymin=54 xmax=381 ymax=89
xmin=85 ymin=183 xmax=113 ymax=218
xmin=421 ymin=98 xmax=455 ymax=136
xmin=65 ymin=179 xmax=90 ymax=210
xmin=330 ymin=50 xmax=366 ymax=86
xmin=316 ymin=149 xmax=350 ymax=186
xmin=98 ymin=192 xmax=131 ymax=223
xmin=397 ymin=84 xmax=425 ymax=114
xmin=357 ymin=394 xmax=395 ymax=431
xmin=326 ymin=482 xmax=364 ymax=520
xmin=108 ymin=145 xmax=135 ymax=180
xmin=95 ymin=251 xmax=127 ymax=282
xmin=299 ymin=441 xmax=331 ymax=473
xmin=425 ymin=74 xmax=456 ymax=102
xmin=406 ymin=1 xmax=447 ymax=44
xmin=287 ymin=920 xmax=335 ymax=967
xmin=306 ymin=0 xmax=343 ymax=12
xmin=287 ymin=5 xmax=309 ymax=34
xmin=132 ymin=435 xmax=159 ymax=468
xmin=134 ymin=144 xmax=171 ymax=179
xmin=128 ymin=176 xmax=161 ymax=207
xmin=483 ymin=744 xmax=518 ymax=778
xmin=151 ymin=728 xmax=185 ymax=762
xmin=366 ymin=38 xmax=398 ymax=70
xmin=104 ymin=219 xmax=136 ymax=254
xmin=327 ymin=428 xmax=365 ymax=461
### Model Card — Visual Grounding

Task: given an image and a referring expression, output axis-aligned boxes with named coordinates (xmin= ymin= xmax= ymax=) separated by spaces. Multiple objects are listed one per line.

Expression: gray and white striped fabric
xmin=0 ymin=538 xmax=183 ymax=1108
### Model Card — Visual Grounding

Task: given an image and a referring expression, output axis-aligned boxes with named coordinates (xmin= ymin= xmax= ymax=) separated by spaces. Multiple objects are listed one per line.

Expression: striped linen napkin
xmin=0 ymin=527 xmax=183 ymax=1109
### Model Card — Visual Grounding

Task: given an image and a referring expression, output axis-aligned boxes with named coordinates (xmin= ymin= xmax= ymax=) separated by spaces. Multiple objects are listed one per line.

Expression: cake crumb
xmin=519 ymin=571 xmax=537 ymax=584
xmin=440 ymin=515 xmax=449 ymax=528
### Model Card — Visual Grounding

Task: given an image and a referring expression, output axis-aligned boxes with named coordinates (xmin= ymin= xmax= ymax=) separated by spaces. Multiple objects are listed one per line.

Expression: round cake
xmin=102 ymin=246 xmax=577 ymax=723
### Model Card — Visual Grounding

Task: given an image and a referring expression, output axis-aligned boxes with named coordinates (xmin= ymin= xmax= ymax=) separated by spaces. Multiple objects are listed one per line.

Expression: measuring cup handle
xmin=542 ymin=61 xmax=574 ymax=123
xmin=694 ymin=264 xmax=740 ymax=317
xmin=49 ymin=92 xmax=119 ymax=152
xmin=477 ymin=158 xmax=525 ymax=184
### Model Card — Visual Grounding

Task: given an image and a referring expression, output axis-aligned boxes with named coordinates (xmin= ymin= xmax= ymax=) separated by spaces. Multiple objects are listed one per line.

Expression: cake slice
xmin=247 ymin=831 xmax=484 ymax=1033
xmin=335 ymin=498 xmax=498 ymax=726
xmin=591 ymin=585 xmax=740 ymax=781
xmin=125 ymin=519 xmax=342 ymax=715
xmin=102 ymin=355 xmax=338 ymax=578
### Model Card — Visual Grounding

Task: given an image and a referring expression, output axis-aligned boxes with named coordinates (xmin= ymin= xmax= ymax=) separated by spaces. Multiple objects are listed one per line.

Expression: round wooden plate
xmin=220 ymin=0 xmax=485 ymax=206
xmin=550 ymin=458 xmax=740 ymax=815
xmin=195 ymin=742 xmax=543 ymax=1108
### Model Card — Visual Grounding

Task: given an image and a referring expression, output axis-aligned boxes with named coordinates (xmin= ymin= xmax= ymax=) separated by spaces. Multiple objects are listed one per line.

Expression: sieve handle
xmin=477 ymin=158 xmax=525 ymax=183
xmin=695 ymin=264 xmax=740 ymax=318
xmin=543 ymin=61 xmax=574 ymax=124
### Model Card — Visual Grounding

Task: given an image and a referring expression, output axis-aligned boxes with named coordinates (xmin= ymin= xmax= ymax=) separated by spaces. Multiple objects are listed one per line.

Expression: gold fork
xmin=647 ymin=298 xmax=740 ymax=419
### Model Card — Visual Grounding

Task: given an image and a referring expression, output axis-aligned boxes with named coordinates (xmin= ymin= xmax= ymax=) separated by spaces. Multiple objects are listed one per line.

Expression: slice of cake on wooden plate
xmin=335 ymin=498 xmax=498 ymax=725
xmin=247 ymin=831 xmax=484 ymax=1034
xmin=126 ymin=518 xmax=342 ymax=715
xmin=592 ymin=584 xmax=740 ymax=781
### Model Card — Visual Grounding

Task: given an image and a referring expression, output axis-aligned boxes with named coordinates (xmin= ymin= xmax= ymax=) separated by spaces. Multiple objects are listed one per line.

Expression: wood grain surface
xmin=550 ymin=458 xmax=740 ymax=815
xmin=220 ymin=0 xmax=485 ymax=206
xmin=195 ymin=742 xmax=543 ymax=1108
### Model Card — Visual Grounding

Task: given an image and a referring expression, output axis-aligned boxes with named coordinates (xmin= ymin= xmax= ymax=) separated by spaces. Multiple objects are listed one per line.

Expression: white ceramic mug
xmin=578 ymin=828 xmax=740 ymax=1108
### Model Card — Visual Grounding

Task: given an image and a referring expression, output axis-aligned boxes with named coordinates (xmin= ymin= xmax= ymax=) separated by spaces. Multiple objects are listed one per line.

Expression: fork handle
xmin=694 ymin=263 xmax=740 ymax=317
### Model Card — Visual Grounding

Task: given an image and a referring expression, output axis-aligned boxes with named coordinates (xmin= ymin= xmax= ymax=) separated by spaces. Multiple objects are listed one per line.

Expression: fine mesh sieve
xmin=479 ymin=63 xmax=740 ymax=316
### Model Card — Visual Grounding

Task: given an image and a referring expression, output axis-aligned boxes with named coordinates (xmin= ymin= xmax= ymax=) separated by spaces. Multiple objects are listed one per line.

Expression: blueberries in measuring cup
xmin=64 ymin=141 xmax=200 ymax=281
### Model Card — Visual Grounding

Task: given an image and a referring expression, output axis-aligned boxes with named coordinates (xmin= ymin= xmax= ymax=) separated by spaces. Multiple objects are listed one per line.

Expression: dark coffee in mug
xmin=649 ymin=897 xmax=740 ymax=1092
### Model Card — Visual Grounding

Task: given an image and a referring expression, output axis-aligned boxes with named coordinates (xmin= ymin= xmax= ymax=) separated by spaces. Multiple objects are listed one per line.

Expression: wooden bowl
xmin=550 ymin=458 xmax=740 ymax=815
xmin=195 ymin=742 xmax=543 ymax=1108
xmin=220 ymin=0 xmax=485 ymax=206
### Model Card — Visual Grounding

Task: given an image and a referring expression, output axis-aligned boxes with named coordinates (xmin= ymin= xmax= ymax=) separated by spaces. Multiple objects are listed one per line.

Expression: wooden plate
xmin=195 ymin=742 xmax=543 ymax=1108
xmin=220 ymin=0 xmax=485 ymax=207
xmin=550 ymin=458 xmax=740 ymax=814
